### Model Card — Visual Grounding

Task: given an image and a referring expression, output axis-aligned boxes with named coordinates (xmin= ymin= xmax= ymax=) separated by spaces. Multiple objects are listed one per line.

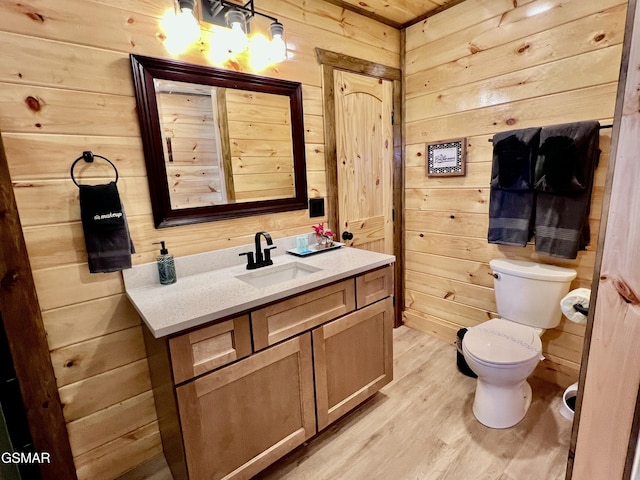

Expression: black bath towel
xmin=490 ymin=127 xmax=541 ymax=190
xmin=488 ymin=189 xmax=535 ymax=246
xmin=79 ymin=182 xmax=135 ymax=273
xmin=487 ymin=128 xmax=540 ymax=246
xmin=534 ymin=121 xmax=600 ymax=259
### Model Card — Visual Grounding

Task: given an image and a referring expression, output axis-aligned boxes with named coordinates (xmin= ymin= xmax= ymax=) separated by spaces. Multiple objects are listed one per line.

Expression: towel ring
xmin=70 ymin=151 xmax=119 ymax=187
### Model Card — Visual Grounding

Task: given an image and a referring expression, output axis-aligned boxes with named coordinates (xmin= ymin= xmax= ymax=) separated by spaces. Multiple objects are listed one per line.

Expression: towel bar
xmin=487 ymin=124 xmax=613 ymax=142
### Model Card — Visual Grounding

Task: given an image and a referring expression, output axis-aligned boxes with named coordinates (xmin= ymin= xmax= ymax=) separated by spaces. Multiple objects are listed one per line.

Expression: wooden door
xmin=176 ymin=333 xmax=316 ymax=480
xmin=570 ymin=1 xmax=640 ymax=478
xmin=313 ymin=297 xmax=394 ymax=430
xmin=334 ymin=70 xmax=394 ymax=254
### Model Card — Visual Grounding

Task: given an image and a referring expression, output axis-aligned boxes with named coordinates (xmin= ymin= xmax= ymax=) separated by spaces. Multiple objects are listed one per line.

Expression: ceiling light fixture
xmin=201 ymin=0 xmax=287 ymax=62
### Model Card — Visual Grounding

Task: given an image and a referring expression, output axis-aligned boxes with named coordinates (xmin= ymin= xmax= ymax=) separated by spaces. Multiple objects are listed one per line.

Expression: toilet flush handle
xmin=488 ymin=272 xmax=499 ymax=279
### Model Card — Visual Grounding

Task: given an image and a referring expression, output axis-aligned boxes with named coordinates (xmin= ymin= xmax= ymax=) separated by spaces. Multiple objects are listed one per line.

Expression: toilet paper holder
xmin=573 ymin=303 xmax=589 ymax=316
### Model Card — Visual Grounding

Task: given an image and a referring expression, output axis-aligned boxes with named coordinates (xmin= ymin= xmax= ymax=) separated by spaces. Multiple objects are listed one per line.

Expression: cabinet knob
xmin=342 ymin=231 xmax=354 ymax=241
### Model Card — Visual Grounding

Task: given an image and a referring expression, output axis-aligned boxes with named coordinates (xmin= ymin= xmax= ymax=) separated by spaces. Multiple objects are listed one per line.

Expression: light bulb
xmin=161 ymin=5 xmax=200 ymax=54
xmin=270 ymin=35 xmax=286 ymax=63
xmin=225 ymin=9 xmax=248 ymax=55
xmin=248 ymin=34 xmax=271 ymax=71
xmin=228 ymin=22 xmax=248 ymax=54
xmin=269 ymin=22 xmax=286 ymax=63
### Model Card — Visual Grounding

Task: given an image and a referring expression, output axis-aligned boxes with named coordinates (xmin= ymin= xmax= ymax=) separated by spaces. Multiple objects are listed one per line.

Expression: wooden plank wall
xmin=0 ymin=1 xmax=399 ymax=478
xmin=403 ymin=0 xmax=627 ymax=388
xmin=226 ymin=89 xmax=295 ymax=202
xmin=158 ymin=90 xmax=226 ymax=208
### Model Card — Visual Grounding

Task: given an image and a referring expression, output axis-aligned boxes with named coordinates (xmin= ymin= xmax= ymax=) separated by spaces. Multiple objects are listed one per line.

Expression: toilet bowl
xmin=462 ymin=318 xmax=543 ymax=428
xmin=461 ymin=259 xmax=577 ymax=429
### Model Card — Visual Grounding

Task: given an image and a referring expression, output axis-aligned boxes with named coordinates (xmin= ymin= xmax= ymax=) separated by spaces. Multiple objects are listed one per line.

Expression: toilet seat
xmin=463 ymin=318 xmax=542 ymax=365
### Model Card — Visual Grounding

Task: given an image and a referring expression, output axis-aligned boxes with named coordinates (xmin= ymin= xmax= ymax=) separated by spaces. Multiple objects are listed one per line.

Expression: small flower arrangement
xmin=312 ymin=222 xmax=334 ymax=247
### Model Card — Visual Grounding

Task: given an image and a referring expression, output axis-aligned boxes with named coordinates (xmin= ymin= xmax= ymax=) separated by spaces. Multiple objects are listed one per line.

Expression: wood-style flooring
xmin=119 ymin=326 xmax=572 ymax=480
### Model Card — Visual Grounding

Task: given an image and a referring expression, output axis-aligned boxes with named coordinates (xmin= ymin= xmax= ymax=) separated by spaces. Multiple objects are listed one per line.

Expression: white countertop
xmin=123 ymin=235 xmax=395 ymax=338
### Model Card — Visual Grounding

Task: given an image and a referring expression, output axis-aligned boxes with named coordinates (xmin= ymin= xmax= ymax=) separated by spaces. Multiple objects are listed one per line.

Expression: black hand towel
xmin=79 ymin=182 xmax=135 ymax=273
xmin=487 ymin=128 xmax=540 ymax=246
xmin=534 ymin=121 xmax=600 ymax=259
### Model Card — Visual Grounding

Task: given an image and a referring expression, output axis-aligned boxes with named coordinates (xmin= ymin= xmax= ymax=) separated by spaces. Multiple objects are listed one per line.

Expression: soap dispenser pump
xmin=153 ymin=241 xmax=176 ymax=285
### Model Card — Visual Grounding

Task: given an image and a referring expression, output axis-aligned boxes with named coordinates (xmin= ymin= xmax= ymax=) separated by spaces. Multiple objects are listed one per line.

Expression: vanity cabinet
xmin=144 ymin=264 xmax=394 ymax=480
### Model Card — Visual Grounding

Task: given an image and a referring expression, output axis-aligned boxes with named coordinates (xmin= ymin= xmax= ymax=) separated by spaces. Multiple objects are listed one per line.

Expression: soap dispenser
xmin=153 ymin=241 xmax=176 ymax=285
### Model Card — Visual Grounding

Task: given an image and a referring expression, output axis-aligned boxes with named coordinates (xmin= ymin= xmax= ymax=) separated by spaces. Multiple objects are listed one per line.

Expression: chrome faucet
xmin=239 ymin=231 xmax=277 ymax=270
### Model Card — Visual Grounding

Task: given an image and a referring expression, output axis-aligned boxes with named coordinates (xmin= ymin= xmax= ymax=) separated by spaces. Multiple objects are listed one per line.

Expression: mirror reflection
xmin=155 ymin=79 xmax=295 ymax=209
xmin=129 ymin=54 xmax=308 ymax=227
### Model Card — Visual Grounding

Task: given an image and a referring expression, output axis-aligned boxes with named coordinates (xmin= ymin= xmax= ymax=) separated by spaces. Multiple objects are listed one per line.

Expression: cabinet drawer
xmin=169 ymin=315 xmax=252 ymax=384
xmin=355 ymin=264 xmax=394 ymax=309
xmin=252 ymin=279 xmax=356 ymax=351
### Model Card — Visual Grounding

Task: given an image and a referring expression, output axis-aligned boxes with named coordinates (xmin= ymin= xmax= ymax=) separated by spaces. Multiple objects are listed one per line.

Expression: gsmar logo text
xmin=1 ymin=451 xmax=51 ymax=464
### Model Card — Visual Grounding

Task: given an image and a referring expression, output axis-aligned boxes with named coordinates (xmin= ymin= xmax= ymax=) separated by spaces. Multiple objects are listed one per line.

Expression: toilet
xmin=462 ymin=259 xmax=576 ymax=429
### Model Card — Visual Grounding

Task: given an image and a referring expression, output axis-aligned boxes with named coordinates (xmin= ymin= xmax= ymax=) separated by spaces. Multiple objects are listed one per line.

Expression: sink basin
xmin=235 ymin=262 xmax=322 ymax=288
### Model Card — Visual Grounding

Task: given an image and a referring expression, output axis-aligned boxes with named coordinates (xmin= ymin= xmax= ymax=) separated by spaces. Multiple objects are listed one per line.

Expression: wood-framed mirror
xmin=130 ymin=54 xmax=308 ymax=227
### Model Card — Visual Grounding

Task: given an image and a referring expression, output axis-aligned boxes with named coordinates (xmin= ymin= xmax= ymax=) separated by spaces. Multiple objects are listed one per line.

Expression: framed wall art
xmin=426 ymin=138 xmax=467 ymax=177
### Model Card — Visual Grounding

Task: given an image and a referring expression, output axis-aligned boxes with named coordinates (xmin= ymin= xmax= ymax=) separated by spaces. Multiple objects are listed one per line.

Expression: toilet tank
xmin=489 ymin=259 xmax=577 ymax=329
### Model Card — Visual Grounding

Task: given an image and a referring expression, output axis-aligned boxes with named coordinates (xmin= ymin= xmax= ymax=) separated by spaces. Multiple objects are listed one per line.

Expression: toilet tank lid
xmin=489 ymin=259 xmax=577 ymax=282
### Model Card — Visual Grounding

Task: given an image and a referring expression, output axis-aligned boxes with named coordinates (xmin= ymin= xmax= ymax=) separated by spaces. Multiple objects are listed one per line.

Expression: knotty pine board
xmin=59 ymin=359 xmax=151 ymax=423
xmin=406 ymin=45 xmax=622 ymax=123
xmin=406 ymin=5 xmax=627 ymax=98
xmin=405 ymin=0 xmax=625 ymax=74
xmin=49 ymin=326 xmax=147 ymax=388
xmin=66 ymin=391 xmax=157 ymax=457
xmin=405 ymin=0 xmax=536 ymax=50
xmin=42 ymin=294 xmax=141 ymax=351
xmin=73 ymin=421 xmax=162 ymax=480
xmin=406 ymin=83 xmax=618 ymax=142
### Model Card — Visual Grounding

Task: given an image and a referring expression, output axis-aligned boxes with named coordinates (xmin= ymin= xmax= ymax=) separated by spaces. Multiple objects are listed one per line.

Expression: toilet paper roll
xmin=560 ymin=288 xmax=591 ymax=324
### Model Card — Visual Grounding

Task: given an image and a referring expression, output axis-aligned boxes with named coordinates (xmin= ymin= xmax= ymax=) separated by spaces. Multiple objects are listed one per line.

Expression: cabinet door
xmin=176 ymin=333 xmax=316 ymax=480
xmin=169 ymin=315 xmax=252 ymax=384
xmin=313 ymin=297 xmax=393 ymax=430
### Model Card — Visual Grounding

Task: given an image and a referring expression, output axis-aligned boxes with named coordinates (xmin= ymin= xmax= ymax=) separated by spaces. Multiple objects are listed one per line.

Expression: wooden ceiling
xmin=324 ymin=0 xmax=467 ymax=29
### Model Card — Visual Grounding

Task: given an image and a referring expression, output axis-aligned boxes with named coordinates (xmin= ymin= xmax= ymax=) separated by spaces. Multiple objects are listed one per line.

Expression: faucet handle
xmin=263 ymin=246 xmax=277 ymax=265
xmin=239 ymin=251 xmax=256 ymax=270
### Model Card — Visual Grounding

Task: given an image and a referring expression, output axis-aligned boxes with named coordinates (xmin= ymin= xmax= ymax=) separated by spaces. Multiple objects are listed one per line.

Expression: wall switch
xmin=309 ymin=198 xmax=325 ymax=218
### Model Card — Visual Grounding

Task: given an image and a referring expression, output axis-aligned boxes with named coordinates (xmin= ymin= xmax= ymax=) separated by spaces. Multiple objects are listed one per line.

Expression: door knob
xmin=342 ymin=231 xmax=354 ymax=241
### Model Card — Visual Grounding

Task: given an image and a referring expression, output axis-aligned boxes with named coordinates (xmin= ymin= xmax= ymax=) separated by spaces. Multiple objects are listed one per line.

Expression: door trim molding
xmin=0 ymin=134 xmax=77 ymax=479
xmin=314 ymin=48 xmax=404 ymax=327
